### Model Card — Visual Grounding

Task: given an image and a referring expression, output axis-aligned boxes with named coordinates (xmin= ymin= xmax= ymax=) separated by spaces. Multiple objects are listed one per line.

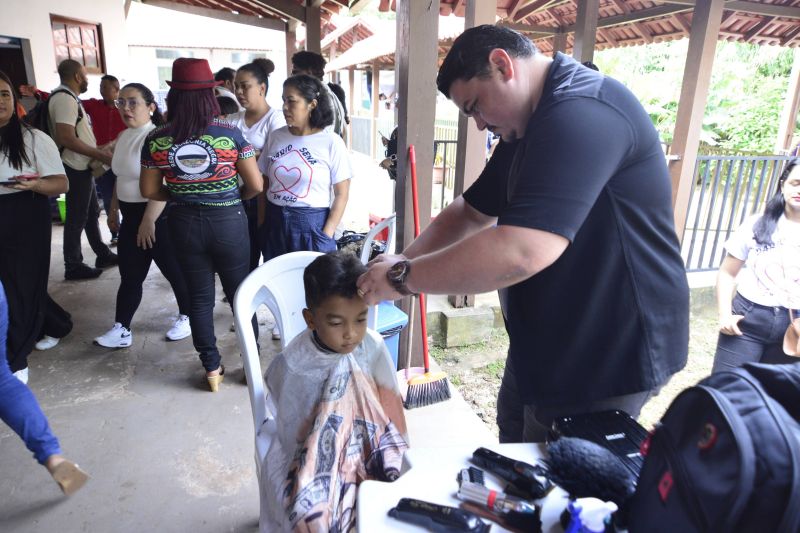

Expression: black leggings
xmin=115 ymin=201 xmax=190 ymax=329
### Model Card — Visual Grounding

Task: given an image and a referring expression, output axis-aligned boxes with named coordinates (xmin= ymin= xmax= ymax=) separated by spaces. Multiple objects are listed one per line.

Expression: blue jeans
xmin=168 ymin=204 xmax=255 ymax=372
xmin=496 ymin=353 xmax=657 ymax=443
xmin=0 ymin=282 xmax=62 ymax=464
xmin=261 ymin=203 xmax=336 ymax=262
xmin=712 ymin=292 xmax=798 ymax=373
xmin=95 ymin=168 xmax=117 ymax=239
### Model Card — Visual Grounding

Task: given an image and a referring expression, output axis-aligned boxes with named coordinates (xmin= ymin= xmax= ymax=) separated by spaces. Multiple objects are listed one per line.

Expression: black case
xmin=548 ymin=409 xmax=648 ymax=478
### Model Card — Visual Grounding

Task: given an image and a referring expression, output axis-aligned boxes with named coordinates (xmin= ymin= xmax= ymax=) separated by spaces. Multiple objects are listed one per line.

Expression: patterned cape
xmin=260 ymin=329 xmax=408 ymax=532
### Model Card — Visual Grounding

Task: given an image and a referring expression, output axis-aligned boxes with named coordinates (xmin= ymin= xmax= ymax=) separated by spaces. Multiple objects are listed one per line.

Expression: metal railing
xmin=433 ymin=140 xmax=458 ymax=214
xmin=681 ymin=155 xmax=792 ymax=272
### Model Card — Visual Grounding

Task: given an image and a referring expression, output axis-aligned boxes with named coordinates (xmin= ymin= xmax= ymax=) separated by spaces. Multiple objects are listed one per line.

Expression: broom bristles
xmin=404 ymin=373 xmax=451 ymax=409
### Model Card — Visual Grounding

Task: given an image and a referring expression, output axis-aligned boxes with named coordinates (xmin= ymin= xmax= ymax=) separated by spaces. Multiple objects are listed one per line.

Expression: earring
xmin=149 ymin=111 xmax=153 ymax=116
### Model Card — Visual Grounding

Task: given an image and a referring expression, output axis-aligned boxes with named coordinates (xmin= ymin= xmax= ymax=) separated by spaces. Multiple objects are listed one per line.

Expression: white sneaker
xmin=272 ymin=325 xmax=281 ymax=340
xmin=94 ymin=323 xmax=132 ymax=348
xmin=35 ymin=335 xmax=60 ymax=351
xmin=166 ymin=315 xmax=191 ymax=341
xmin=13 ymin=367 xmax=29 ymax=384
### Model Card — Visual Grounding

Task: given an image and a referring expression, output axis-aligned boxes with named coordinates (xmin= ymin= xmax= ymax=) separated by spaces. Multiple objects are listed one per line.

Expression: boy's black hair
xmin=101 ymin=74 xmax=119 ymax=84
xmin=437 ymin=24 xmax=538 ymax=98
xmin=291 ymin=50 xmax=326 ymax=79
xmin=304 ymin=251 xmax=367 ymax=310
xmin=214 ymin=67 xmax=236 ymax=83
xmin=216 ymin=95 xmax=239 ymax=116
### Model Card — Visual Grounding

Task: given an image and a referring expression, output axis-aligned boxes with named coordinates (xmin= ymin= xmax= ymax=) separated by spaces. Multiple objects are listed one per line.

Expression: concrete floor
xmin=0 ymin=153 xmax=495 ymax=532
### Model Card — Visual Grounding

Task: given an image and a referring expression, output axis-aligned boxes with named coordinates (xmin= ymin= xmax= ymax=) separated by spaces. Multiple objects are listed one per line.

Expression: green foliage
xmin=596 ymin=41 xmax=798 ymax=154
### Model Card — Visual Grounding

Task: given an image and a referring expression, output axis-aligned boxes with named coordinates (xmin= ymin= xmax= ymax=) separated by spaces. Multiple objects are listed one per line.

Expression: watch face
xmin=388 ymin=261 xmax=407 ymax=282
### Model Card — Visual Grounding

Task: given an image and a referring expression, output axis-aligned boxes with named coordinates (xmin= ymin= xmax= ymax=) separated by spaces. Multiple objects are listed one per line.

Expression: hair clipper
xmin=388 ymin=498 xmax=490 ymax=533
xmin=471 ymin=447 xmax=553 ymax=499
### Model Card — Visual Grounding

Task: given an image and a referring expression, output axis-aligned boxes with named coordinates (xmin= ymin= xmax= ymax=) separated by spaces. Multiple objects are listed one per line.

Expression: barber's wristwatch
xmin=386 ymin=260 xmax=416 ymax=296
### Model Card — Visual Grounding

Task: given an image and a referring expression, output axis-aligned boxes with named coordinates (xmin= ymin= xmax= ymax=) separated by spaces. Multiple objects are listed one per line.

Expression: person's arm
xmin=4 ymin=130 xmax=68 ymax=196
xmin=717 ymin=254 xmax=745 ymax=336
xmin=137 ymin=200 xmax=167 ymax=250
xmin=107 ymin=182 xmax=120 ymax=233
xmin=7 ymin=173 xmax=68 ymax=196
xmin=322 ymin=180 xmax=349 ymax=237
xmin=358 ymin=223 xmax=568 ymax=304
xmin=54 ymin=123 xmax=112 ymax=165
xmin=140 ymin=167 xmax=170 ymax=201
xmin=236 ymin=156 xmax=263 ymax=200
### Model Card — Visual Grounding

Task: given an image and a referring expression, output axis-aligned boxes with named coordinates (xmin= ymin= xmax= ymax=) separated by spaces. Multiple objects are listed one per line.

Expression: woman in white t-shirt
xmin=93 ymin=83 xmax=191 ymax=349
xmin=713 ymin=158 xmax=800 ymax=372
xmin=0 ymin=71 xmax=68 ymax=381
xmin=257 ymin=75 xmax=352 ymax=265
xmin=227 ymin=59 xmax=286 ymax=272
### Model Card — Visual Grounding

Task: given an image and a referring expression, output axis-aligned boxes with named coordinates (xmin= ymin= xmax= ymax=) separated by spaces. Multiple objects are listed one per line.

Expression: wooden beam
xmin=141 ymin=0 xmax=284 ymax=30
xmin=247 ymin=0 xmax=306 ymax=22
xmin=394 ymin=0 xmax=439 ymax=367
xmin=775 ymin=48 xmax=800 ymax=153
xmin=727 ymin=1 xmax=800 ymax=20
xmin=347 ymin=67 xmax=354 ymax=149
xmin=566 ymin=4 xmax=693 ymax=32
xmin=633 ymin=21 xmax=654 ymax=44
xmin=285 ymin=19 xmax=298 ymax=76
xmin=598 ymin=28 xmax=618 ymax=47
xmin=371 ymin=63 xmax=380 ymax=159
xmin=513 ymin=0 xmax=559 ymax=23
xmin=348 ymin=0 xmax=371 ymax=15
xmin=781 ymin=25 xmax=800 ymax=46
xmin=672 ymin=12 xmax=692 ymax=35
xmin=497 ymin=22 xmax=555 ymax=39
xmin=124 ymin=0 xmax=132 ymax=18
xmin=552 ymin=29 xmax=568 ymax=53
xmin=669 ymin=0 xmax=725 ymax=240
xmin=573 ymin=0 xmax=598 ymax=63
xmin=743 ymin=16 xmax=773 ymax=42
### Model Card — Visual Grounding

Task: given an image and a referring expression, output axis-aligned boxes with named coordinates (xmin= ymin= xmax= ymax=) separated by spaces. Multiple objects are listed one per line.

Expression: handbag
xmin=783 ymin=308 xmax=800 ymax=357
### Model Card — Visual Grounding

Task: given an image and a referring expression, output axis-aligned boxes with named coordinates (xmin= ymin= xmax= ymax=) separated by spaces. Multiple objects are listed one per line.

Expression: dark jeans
xmin=261 ymin=203 xmax=336 ymax=262
xmin=244 ymin=197 xmax=262 ymax=272
xmin=116 ymin=201 xmax=190 ymax=329
xmin=0 ymin=192 xmax=51 ymax=372
xmin=496 ymin=354 xmax=657 ymax=443
xmin=0 ymin=282 xmax=61 ymax=464
xmin=168 ymin=204 xmax=256 ymax=372
xmin=95 ymin=169 xmax=117 ymax=239
xmin=63 ymin=164 xmax=112 ymax=270
xmin=712 ymin=292 xmax=798 ymax=373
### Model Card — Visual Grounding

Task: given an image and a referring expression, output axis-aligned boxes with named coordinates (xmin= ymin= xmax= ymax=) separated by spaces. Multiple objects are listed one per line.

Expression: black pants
xmin=0 ymin=192 xmax=51 ymax=371
xmin=116 ymin=201 xmax=191 ymax=329
xmin=168 ymin=204 xmax=256 ymax=372
xmin=63 ymin=164 xmax=111 ymax=271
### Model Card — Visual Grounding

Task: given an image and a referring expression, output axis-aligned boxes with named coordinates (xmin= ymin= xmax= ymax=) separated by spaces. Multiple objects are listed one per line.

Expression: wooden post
xmin=285 ymin=20 xmax=298 ymax=76
xmin=348 ymin=67 xmax=355 ymax=150
xmin=776 ymin=48 xmax=800 ymax=154
xmin=572 ymin=0 xmax=599 ymax=63
xmin=394 ymin=1 xmax=439 ymax=369
xmin=305 ymin=3 xmax=321 ymax=54
xmin=448 ymin=0 xmax=495 ymax=309
xmin=371 ymin=63 xmax=380 ymax=159
xmin=669 ymin=0 xmax=725 ymax=240
xmin=552 ymin=29 xmax=567 ymax=55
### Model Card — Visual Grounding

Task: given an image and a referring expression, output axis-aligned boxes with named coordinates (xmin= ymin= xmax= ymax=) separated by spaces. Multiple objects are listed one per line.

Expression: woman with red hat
xmin=140 ymin=58 xmax=263 ymax=392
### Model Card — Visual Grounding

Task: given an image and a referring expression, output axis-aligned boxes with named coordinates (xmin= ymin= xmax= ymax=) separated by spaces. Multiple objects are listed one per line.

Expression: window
xmin=51 ymin=15 xmax=104 ymax=74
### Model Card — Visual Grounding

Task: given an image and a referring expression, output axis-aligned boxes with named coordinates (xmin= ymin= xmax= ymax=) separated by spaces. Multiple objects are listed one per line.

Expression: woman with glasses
xmin=93 ymin=83 xmax=192 ymax=348
xmin=140 ymin=59 xmax=263 ymax=392
xmin=0 ymin=70 xmax=68 ymax=384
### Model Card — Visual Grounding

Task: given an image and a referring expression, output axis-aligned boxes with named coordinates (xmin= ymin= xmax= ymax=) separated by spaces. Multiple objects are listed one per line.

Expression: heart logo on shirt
xmin=273 ymin=165 xmax=303 ymax=194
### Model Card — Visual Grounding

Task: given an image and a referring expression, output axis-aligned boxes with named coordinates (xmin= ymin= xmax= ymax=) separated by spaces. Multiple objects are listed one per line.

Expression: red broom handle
xmin=408 ymin=145 xmax=430 ymax=372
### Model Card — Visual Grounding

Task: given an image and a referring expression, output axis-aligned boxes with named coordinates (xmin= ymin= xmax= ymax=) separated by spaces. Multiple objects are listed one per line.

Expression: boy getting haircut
xmin=261 ymin=251 xmax=408 ymax=532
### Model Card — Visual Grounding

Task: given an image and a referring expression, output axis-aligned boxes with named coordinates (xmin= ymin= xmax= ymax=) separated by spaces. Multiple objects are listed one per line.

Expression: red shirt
xmin=82 ymin=98 xmax=126 ymax=146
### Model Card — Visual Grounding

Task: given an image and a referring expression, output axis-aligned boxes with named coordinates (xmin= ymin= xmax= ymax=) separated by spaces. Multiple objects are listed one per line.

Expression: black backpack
xmin=24 ymin=88 xmax=83 ymax=140
xmin=628 ymin=362 xmax=800 ymax=532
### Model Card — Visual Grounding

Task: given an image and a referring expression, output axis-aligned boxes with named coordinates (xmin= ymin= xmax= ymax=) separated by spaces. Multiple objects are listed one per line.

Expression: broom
xmin=403 ymin=144 xmax=451 ymax=409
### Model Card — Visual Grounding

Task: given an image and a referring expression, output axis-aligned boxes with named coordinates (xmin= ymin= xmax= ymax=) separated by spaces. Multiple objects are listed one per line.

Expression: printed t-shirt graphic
xmin=141 ymin=119 xmax=254 ymax=206
xmin=259 ymin=127 xmax=353 ymax=208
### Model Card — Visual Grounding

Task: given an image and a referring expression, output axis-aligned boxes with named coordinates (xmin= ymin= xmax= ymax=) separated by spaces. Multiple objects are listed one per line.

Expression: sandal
xmin=50 ymin=460 xmax=89 ymax=496
xmin=207 ymin=365 xmax=225 ymax=392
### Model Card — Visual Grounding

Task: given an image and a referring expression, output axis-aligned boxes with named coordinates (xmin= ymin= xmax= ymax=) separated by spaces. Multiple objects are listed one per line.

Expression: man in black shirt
xmin=357 ymin=25 xmax=689 ymax=442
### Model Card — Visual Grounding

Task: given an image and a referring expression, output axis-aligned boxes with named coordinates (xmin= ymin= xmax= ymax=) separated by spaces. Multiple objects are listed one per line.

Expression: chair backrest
xmin=360 ymin=213 xmax=396 ymax=264
xmin=233 ymin=251 xmax=323 ymax=467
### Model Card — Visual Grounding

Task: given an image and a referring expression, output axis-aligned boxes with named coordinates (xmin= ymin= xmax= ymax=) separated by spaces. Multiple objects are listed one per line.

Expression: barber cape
xmin=260 ymin=329 xmax=408 ymax=532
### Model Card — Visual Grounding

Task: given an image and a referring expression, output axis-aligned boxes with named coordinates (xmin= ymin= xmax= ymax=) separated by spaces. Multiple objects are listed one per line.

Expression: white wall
xmin=0 ymin=0 xmax=128 ymax=98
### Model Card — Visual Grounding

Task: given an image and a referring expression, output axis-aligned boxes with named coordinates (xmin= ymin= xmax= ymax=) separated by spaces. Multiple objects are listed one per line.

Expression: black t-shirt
xmin=463 ymin=53 xmax=689 ymax=406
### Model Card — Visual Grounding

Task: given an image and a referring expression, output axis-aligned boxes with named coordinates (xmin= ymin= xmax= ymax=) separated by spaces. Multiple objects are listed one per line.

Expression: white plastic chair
xmin=359 ymin=213 xmax=396 ymax=264
xmin=233 ymin=251 xmax=323 ymax=476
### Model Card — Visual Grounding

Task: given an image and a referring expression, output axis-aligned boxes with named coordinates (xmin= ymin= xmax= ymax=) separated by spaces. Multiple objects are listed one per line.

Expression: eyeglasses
xmin=114 ymin=98 xmax=145 ymax=109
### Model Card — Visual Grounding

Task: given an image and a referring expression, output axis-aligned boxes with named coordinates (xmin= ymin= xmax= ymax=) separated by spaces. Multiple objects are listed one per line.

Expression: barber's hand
xmin=357 ymin=256 xmax=405 ymax=305
xmin=137 ymin=218 xmax=157 ymax=249
xmin=367 ymin=253 xmax=406 ymax=267
xmin=719 ymin=314 xmax=744 ymax=336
